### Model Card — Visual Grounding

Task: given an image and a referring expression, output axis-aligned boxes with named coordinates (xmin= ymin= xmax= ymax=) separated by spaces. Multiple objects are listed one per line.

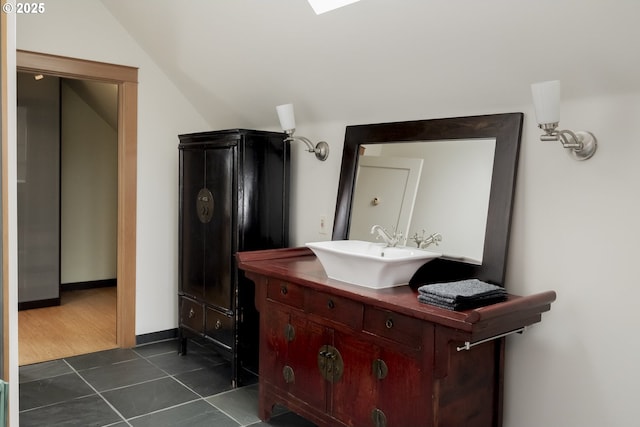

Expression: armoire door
xmin=180 ymin=148 xmax=206 ymax=300
xmin=203 ymin=145 xmax=235 ymax=311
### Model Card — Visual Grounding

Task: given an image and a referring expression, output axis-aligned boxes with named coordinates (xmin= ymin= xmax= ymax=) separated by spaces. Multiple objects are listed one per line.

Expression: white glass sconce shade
xmin=276 ymin=103 xmax=296 ymax=132
xmin=530 ymin=80 xmax=597 ymax=161
xmin=531 ymin=80 xmax=560 ymax=125
xmin=274 ymin=103 xmax=329 ymax=161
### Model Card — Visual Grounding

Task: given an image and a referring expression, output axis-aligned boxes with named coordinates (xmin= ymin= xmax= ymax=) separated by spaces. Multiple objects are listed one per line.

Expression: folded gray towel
xmin=417 ymin=292 xmax=506 ymax=311
xmin=418 ymin=279 xmax=505 ymax=303
xmin=417 ymin=279 xmax=507 ymax=310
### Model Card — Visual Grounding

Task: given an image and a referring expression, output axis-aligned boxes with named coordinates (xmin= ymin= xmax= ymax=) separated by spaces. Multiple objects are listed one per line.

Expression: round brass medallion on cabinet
xmin=317 ymin=345 xmax=344 ymax=383
xmin=196 ymin=188 xmax=214 ymax=223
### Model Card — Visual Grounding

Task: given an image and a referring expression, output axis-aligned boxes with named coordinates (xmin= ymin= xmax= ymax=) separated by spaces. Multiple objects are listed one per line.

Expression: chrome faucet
xmin=411 ymin=230 xmax=442 ymax=249
xmin=370 ymin=225 xmax=404 ymax=247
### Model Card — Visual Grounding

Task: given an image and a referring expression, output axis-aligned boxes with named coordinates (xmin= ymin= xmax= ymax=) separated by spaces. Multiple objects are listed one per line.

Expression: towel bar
xmin=456 ymin=327 xmax=526 ymax=351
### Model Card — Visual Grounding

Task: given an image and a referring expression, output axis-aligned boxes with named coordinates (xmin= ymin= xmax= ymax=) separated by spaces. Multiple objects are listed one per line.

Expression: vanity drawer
xmin=267 ymin=279 xmax=304 ymax=309
xmin=180 ymin=296 xmax=204 ymax=334
xmin=305 ymin=291 xmax=363 ymax=330
xmin=363 ymin=307 xmax=423 ymax=348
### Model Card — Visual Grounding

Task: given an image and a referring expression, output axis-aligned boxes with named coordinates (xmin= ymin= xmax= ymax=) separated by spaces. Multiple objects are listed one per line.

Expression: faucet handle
xmin=394 ymin=231 xmax=404 ymax=245
xmin=410 ymin=229 xmax=426 ymax=247
xmin=431 ymin=233 xmax=442 ymax=246
xmin=411 ymin=230 xmax=442 ymax=248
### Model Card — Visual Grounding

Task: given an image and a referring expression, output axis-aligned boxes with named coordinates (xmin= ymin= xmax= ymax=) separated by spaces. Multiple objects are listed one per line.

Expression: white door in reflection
xmin=349 ymin=155 xmax=423 ymax=243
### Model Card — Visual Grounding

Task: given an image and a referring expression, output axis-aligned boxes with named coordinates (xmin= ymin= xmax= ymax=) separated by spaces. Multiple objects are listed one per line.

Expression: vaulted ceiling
xmin=100 ymin=0 xmax=640 ymax=129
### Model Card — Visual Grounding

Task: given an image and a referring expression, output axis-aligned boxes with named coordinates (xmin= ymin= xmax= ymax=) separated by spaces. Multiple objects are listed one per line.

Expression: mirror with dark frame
xmin=332 ymin=113 xmax=523 ymax=289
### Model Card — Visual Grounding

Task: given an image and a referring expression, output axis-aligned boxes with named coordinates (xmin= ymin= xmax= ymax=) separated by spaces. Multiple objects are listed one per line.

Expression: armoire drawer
xmin=363 ymin=306 xmax=423 ymax=349
xmin=180 ymin=296 xmax=204 ymax=333
xmin=205 ymin=306 xmax=233 ymax=349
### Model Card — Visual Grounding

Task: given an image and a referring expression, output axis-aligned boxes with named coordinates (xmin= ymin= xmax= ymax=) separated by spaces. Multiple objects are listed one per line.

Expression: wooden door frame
xmin=2 ymin=10 xmax=11 ymax=379
xmin=16 ymin=50 xmax=137 ymax=347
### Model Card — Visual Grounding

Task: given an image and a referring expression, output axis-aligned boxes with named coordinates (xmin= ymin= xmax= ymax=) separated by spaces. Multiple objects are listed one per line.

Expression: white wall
xmin=503 ymin=91 xmax=640 ymax=426
xmin=16 ymin=0 xmax=210 ymax=336
xmin=61 ymin=81 xmax=118 ymax=283
xmin=12 ymin=2 xmax=640 ymax=427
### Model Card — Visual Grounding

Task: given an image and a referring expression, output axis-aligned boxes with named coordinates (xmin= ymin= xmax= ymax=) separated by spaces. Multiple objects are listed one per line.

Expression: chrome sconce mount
xmin=538 ymin=122 xmax=597 ymax=161
xmin=283 ymin=129 xmax=330 ymax=161
xmin=531 ymin=80 xmax=597 ymax=161
xmin=276 ymin=103 xmax=330 ymax=161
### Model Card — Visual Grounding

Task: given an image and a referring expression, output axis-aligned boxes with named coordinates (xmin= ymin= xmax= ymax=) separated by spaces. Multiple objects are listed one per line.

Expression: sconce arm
xmin=285 ymin=135 xmax=316 ymax=152
xmin=538 ymin=124 xmax=597 ymax=161
xmin=557 ymin=129 xmax=583 ymax=149
xmin=284 ymin=135 xmax=330 ymax=161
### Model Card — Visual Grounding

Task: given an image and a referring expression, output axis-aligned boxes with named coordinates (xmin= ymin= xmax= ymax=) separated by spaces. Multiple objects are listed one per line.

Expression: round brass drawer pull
xmin=215 ymin=319 xmax=222 ymax=330
xmin=327 ymin=299 xmax=335 ymax=309
xmin=188 ymin=308 xmax=195 ymax=319
xmin=385 ymin=318 xmax=394 ymax=329
xmin=372 ymin=408 xmax=387 ymax=427
xmin=373 ymin=358 xmax=388 ymax=380
xmin=280 ymin=285 xmax=288 ymax=295
xmin=283 ymin=365 xmax=295 ymax=384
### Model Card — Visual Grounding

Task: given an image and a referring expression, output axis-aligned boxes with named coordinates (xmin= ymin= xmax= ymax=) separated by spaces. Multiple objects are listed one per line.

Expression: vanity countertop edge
xmin=236 ymin=247 xmax=556 ymax=343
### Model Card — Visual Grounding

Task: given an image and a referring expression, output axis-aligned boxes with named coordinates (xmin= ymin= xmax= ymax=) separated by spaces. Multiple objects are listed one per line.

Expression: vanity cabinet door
xmin=261 ymin=307 xmax=289 ymax=389
xmin=330 ymin=330 xmax=430 ymax=427
xmin=375 ymin=346 xmax=428 ymax=426
xmin=287 ymin=313 xmax=332 ymax=411
xmin=262 ymin=305 xmax=330 ymax=411
xmin=330 ymin=330 xmax=378 ymax=427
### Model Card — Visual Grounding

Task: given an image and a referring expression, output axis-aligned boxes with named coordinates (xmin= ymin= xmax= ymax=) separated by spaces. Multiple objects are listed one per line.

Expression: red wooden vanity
xmin=237 ymin=247 xmax=556 ymax=427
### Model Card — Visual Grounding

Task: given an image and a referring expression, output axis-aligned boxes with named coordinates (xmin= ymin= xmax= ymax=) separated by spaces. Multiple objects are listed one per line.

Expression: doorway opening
xmin=16 ymin=50 xmax=138 ymax=358
xmin=17 ymin=72 xmax=120 ymax=364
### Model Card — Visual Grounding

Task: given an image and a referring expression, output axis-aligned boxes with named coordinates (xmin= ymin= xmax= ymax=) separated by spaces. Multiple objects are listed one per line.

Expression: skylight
xmin=307 ymin=0 xmax=361 ymax=15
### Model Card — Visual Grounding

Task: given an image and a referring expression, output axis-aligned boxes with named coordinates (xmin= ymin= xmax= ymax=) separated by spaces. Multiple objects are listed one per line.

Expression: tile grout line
xmin=135 ymin=346 xmax=260 ymax=426
xmin=123 ymin=398 xmax=210 ymax=423
xmin=18 ymin=361 xmax=97 ymax=414
xmin=62 ymin=358 xmax=133 ymax=426
xmin=70 ymin=351 xmax=209 ymax=425
xmin=18 ymin=362 xmax=78 ymax=384
xmin=134 ymin=346 xmax=251 ymax=425
xmin=19 ymin=340 xmax=267 ymax=426
xmin=204 ymin=384 xmax=261 ymax=427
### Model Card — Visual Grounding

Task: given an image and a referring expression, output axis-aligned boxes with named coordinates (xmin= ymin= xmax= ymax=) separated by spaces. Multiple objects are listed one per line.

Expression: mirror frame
xmin=332 ymin=113 xmax=523 ymax=288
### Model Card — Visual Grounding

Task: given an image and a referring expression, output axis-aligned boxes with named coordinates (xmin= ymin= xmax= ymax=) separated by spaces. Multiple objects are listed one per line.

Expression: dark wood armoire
xmin=178 ymin=129 xmax=289 ymax=386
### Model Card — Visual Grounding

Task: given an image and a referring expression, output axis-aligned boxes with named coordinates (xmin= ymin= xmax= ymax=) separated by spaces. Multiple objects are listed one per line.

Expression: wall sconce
xmin=276 ymin=103 xmax=329 ymax=161
xmin=531 ymin=80 xmax=597 ymax=161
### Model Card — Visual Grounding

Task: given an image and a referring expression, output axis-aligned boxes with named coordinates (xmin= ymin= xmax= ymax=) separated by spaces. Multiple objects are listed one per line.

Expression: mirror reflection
xmin=348 ymin=138 xmax=496 ymax=264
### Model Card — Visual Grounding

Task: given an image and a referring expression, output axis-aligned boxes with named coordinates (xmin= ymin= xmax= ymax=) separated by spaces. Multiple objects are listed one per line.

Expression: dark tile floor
xmin=19 ymin=339 xmax=316 ymax=427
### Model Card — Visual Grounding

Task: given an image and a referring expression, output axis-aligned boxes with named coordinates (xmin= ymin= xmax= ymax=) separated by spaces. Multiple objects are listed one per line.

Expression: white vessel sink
xmin=306 ymin=240 xmax=441 ymax=289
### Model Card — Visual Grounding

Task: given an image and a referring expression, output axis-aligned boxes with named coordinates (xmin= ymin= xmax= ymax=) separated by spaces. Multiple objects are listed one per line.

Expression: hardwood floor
xmin=18 ymin=287 xmax=117 ymax=366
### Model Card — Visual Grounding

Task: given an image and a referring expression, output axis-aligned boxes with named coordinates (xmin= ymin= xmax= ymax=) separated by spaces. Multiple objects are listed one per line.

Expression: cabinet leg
xmin=231 ymin=356 xmax=238 ymax=388
xmin=258 ymin=401 xmax=273 ymax=422
xmin=258 ymin=386 xmax=274 ymax=421
xmin=178 ymin=336 xmax=187 ymax=355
